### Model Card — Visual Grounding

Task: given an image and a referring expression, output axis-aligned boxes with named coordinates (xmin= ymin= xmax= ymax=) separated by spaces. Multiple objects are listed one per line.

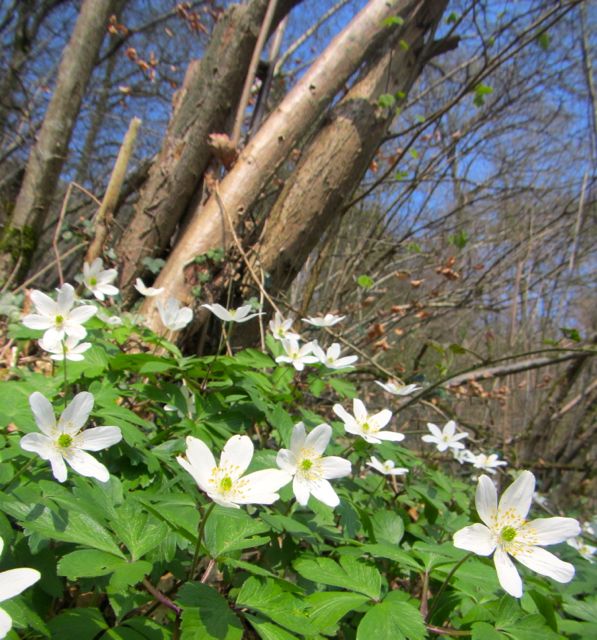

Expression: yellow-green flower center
xmin=362 ymin=422 xmax=370 ymax=432
xmin=301 ymin=459 xmax=313 ymax=471
xmin=55 ymin=314 xmax=64 ymax=325
xmin=57 ymin=433 xmax=73 ymax=448
xmin=501 ymin=526 xmax=517 ymax=542
xmin=89 ymin=277 xmax=97 ymax=286
xmin=219 ymin=476 xmax=233 ymax=492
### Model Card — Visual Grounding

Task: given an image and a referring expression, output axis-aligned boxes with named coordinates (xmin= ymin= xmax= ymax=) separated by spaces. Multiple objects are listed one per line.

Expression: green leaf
xmin=472 ymin=622 xmax=506 ymax=640
xmin=383 ymin=16 xmax=404 ymax=27
xmin=244 ymin=614 xmax=299 ymax=640
xmin=47 ymin=608 xmax=109 ymax=640
xmin=560 ymin=327 xmax=581 ymax=342
xmin=293 ymin=555 xmax=381 ymax=599
xmin=236 ymin=577 xmax=316 ymax=635
xmin=306 ymin=591 xmax=369 ymax=635
xmin=473 ymin=83 xmax=493 ymax=107
xmin=448 ymin=229 xmax=469 ymax=249
xmin=178 ymin=583 xmax=243 ymax=640
xmin=378 ymin=94 xmax=395 ymax=109
xmin=204 ymin=507 xmax=271 ymax=558
xmin=499 ymin=614 xmax=561 ymax=640
xmin=111 ymin=504 xmax=169 ymax=560
xmin=371 ymin=510 xmax=404 ymax=545
xmin=357 ymin=595 xmax=425 ymax=640
xmin=57 ymin=549 xmax=125 ymax=579
xmin=357 ymin=274 xmax=375 ymax=289
xmin=109 ymin=561 xmax=153 ymax=591
xmin=234 ymin=349 xmax=275 ymax=368
xmin=536 ymin=32 xmax=550 ymax=51
xmin=329 ymin=377 xmax=357 ymax=398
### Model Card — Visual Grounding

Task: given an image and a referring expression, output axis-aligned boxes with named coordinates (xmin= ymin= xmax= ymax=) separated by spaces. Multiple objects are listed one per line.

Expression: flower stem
xmin=189 ymin=502 xmax=215 ymax=579
xmin=61 ymin=340 xmax=68 ymax=408
xmin=0 ymin=458 xmax=34 ymax=492
xmin=426 ymin=552 xmax=472 ymax=621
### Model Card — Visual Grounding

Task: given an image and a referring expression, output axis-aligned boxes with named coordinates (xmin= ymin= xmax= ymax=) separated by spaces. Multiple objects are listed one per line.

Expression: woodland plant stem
xmin=190 ymin=502 xmax=215 ymax=580
xmin=426 ymin=552 xmax=472 ymax=621
xmin=0 ymin=458 xmax=34 ymax=492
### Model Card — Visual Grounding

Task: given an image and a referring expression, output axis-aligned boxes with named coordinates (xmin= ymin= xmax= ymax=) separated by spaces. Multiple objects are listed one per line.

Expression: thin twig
xmin=142 ymin=578 xmax=181 ymax=615
xmin=53 ymin=183 xmax=75 ymax=285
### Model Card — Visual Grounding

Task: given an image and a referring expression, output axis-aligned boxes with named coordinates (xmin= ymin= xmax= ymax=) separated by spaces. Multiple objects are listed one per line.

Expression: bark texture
xmin=253 ymin=0 xmax=451 ymax=295
xmin=0 ymin=0 xmax=115 ymax=282
xmin=141 ymin=0 xmax=419 ymax=332
xmin=116 ymin=0 xmax=302 ymax=295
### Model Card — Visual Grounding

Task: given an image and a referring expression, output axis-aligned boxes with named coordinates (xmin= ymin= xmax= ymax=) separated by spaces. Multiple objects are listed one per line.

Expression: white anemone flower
xmin=0 ymin=537 xmax=40 ymax=639
xmin=275 ymin=339 xmax=319 ymax=371
xmin=422 ymin=420 xmax=468 ymax=453
xmin=177 ymin=435 xmax=291 ymax=508
xmin=202 ymin=303 xmax=263 ymax=323
xmin=470 ymin=452 xmax=508 ymax=474
xmin=134 ymin=278 xmax=164 ymax=297
xmin=38 ymin=334 xmax=91 ymax=362
xmin=82 ymin=258 xmax=119 ymax=301
xmin=22 ymin=283 xmax=97 ymax=344
xmin=269 ymin=311 xmax=300 ymax=342
xmin=20 ymin=392 xmax=122 ymax=483
xmin=566 ymin=537 xmax=596 ymax=563
xmin=453 ymin=471 xmax=580 ymax=598
xmin=375 ymin=380 xmax=421 ymax=396
xmin=157 ymin=298 xmax=193 ymax=331
xmin=312 ymin=343 xmax=358 ymax=370
xmin=96 ymin=310 xmax=123 ymax=326
xmin=453 ymin=448 xmax=475 ymax=465
xmin=276 ymin=422 xmax=351 ymax=508
xmin=333 ymin=398 xmax=403 ymax=444
xmin=303 ymin=313 xmax=345 ymax=327
xmin=366 ymin=456 xmax=408 ymax=476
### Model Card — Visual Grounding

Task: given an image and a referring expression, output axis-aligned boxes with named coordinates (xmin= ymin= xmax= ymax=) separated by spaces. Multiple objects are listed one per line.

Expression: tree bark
xmin=141 ymin=0 xmax=423 ymax=332
xmin=253 ymin=0 xmax=452 ymax=296
xmin=0 ymin=0 xmax=115 ymax=283
xmin=116 ymin=0 xmax=302 ymax=296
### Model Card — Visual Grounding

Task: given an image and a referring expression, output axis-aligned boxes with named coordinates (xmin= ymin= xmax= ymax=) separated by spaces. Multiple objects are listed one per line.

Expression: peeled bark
xmin=142 ymin=0 xmax=420 ymax=332
xmin=116 ymin=0 xmax=301 ymax=295
xmin=0 ymin=0 xmax=115 ymax=283
xmin=254 ymin=0 xmax=452 ymax=295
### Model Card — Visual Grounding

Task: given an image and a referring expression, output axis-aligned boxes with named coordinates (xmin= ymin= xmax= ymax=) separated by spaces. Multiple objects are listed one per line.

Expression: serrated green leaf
xmin=57 ymin=549 xmax=125 ymax=579
xmin=244 ymin=614 xmax=299 ymax=640
xmin=204 ymin=507 xmax=271 ymax=557
xmin=47 ymin=608 xmax=108 ymax=639
xmin=357 ymin=595 xmax=425 ymax=640
xmin=178 ymin=583 xmax=243 ymax=640
xmin=472 ymin=622 xmax=505 ymax=639
xmin=371 ymin=510 xmax=404 ymax=545
xmin=306 ymin=591 xmax=369 ymax=634
xmin=293 ymin=555 xmax=381 ymax=599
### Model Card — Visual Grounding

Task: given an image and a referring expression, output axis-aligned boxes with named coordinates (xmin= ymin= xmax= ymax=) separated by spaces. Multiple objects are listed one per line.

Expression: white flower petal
xmin=56 ymin=283 xmax=75 ymax=311
xmin=202 ymin=303 xmax=232 ymax=321
xmin=22 ymin=314 xmax=53 ymax=330
xmin=353 ymin=399 xmax=368 ymax=423
xmin=290 ymin=422 xmax=307 ymax=452
xmin=453 ymin=524 xmax=496 ymax=556
xmin=332 ymin=404 xmax=357 ymax=430
xmin=66 ymin=449 xmax=110 ymax=482
xmin=276 ymin=449 xmax=297 ymax=474
xmin=524 ymin=517 xmax=581 ymax=546
xmin=475 ymin=475 xmax=498 ymax=527
xmin=426 ymin=423 xmax=443 ymax=439
xmin=0 ymin=607 xmax=12 ymax=638
xmin=19 ymin=433 xmax=54 ymax=459
xmin=444 ymin=421 xmax=457 ymax=435
xmin=305 ymin=423 xmax=332 ymax=455
xmin=59 ymin=392 xmax=93 ymax=434
xmin=237 ymin=469 xmax=292 ymax=504
xmin=28 ymin=392 xmax=56 ymax=436
xmin=49 ymin=453 xmax=68 ymax=483
xmin=369 ymin=409 xmax=392 ymax=430
xmin=68 ymin=304 xmax=97 ymax=325
xmin=180 ymin=436 xmax=216 ymax=491
xmin=293 ymin=476 xmax=311 ymax=505
xmin=498 ymin=470 xmax=535 ymax=520
xmin=515 ymin=546 xmax=575 ymax=584
xmin=494 ymin=547 xmax=523 ymax=597
xmin=220 ymin=435 xmax=253 ymax=478
xmin=0 ymin=567 xmax=40 ymax=603
xmin=310 ymin=479 xmax=340 ymax=507
xmin=421 ymin=435 xmax=439 ymax=444
xmin=30 ymin=290 xmax=57 ymax=316
xmin=79 ymin=426 xmax=122 ymax=451
xmin=375 ymin=431 xmax=405 ymax=442
xmin=320 ymin=456 xmax=351 ymax=480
